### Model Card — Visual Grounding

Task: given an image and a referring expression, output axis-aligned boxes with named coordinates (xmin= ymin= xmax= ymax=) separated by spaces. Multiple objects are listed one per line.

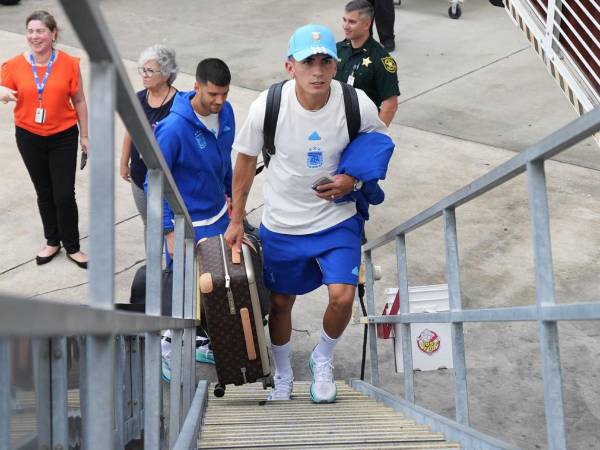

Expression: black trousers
xmin=15 ymin=125 xmax=81 ymax=254
xmin=368 ymin=0 xmax=396 ymax=44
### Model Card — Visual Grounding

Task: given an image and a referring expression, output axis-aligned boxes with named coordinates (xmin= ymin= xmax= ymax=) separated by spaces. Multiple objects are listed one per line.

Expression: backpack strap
xmin=259 ymin=80 xmax=360 ymax=173
xmin=261 ymin=80 xmax=287 ymax=169
xmin=340 ymin=81 xmax=361 ymax=141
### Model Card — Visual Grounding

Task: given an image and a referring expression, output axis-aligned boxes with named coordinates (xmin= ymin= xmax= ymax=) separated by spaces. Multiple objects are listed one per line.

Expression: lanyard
xmin=29 ymin=50 xmax=56 ymax=106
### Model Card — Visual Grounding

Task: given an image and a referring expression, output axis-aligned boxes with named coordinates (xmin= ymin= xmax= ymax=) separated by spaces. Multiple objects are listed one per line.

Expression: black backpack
xmin=258 ymin=80 xmax=361 ymax=172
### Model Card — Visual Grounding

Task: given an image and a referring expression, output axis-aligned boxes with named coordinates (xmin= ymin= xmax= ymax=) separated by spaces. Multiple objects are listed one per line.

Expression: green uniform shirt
xmin=335 ymin=36 xmax=400 ymax=109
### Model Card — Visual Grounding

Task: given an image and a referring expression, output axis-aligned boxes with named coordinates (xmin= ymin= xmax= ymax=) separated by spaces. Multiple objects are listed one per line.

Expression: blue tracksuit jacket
xmin=336 ymin=131 xmax=395 ymax=221
xmin=152 ymin=91 xmax=235 ymax=239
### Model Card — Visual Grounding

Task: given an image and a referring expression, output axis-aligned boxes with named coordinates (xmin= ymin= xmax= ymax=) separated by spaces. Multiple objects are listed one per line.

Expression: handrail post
xmin=169 ymin=215 xmax=186 ymax=448
xmin=443 ymin=208 xmax=470 ymax=426
xmin=182 ymin=238 xmax=196 ymax=417
xmin=0 ymin=341 xmax=11 ymax=450
xmin=130 ymin=336 xmax=143 ymax=440
xmin=33 ymin=339 xmax=52 ymax=449
xmin=395 ymin=234 xmax=414 ymax=403
xmin=145 ymin=168 xmax=164 ymax=449
xmin=84 ymin=59 xmax=116 ymax=450
xmin=51 ymin=338 xmax=69 ymax=449
xmin=115 ymin=336 xmax=127 ymax=450
xmin=364 ymin=250 xmax=380 ymax=386
xmin=527 ymin=160 xmax=566 ymax=450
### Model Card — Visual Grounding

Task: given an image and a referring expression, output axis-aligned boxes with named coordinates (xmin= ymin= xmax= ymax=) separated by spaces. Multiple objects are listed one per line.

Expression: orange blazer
xmin=1 ymin=50 xmax=81 ymax=136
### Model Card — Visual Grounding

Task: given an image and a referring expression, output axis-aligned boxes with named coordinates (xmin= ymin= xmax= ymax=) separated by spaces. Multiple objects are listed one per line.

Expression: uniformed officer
xmin=335 ymin=0 xmax=399 ymax=126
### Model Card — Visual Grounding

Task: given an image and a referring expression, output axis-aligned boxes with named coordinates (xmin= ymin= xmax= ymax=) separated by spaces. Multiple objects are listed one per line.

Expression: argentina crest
xmin=306 ymin=146 xmax=324 ymax=168
xmin=194 ymin=129 xmax=207 ymax=150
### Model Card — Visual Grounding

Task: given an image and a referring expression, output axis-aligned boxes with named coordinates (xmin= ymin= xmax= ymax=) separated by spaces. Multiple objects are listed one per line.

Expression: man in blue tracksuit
xmin=155 ymin=58 xmax=234 ymax=247
xmin=152 ymin=58 xmax=235 ymax=382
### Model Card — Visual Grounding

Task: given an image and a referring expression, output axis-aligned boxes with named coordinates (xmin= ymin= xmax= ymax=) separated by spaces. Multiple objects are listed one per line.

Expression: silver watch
xmin=353 ymin=179 xmax=363 ymax=191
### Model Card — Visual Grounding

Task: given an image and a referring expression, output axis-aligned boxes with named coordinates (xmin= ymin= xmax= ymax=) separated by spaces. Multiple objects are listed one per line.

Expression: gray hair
xmin=345 ymin=0 xmax=374 ymax=20
xmin=138 ymin=44 xmax=179 ymax=86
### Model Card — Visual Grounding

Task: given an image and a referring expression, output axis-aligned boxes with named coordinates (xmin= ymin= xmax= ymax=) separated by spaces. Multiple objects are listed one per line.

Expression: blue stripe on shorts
xmin=259 ymin=215 xmax=363 ymax=295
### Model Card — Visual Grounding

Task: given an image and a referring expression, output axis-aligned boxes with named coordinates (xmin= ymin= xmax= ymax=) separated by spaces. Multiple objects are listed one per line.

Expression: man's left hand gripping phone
xmin=80 ymin=151 xmax=87 ymax=170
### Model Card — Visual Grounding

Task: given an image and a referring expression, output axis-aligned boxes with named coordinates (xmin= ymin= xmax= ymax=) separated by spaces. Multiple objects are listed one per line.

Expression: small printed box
xmin=382 ymin=284 xmax=454 ymax=372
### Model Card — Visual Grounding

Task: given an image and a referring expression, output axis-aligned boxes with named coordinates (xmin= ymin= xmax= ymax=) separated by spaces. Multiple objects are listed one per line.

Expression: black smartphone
xmin=80 ymin=151 xmax=87 ymax=170
xmin=311 ymin=176 xmax=334 ymax=191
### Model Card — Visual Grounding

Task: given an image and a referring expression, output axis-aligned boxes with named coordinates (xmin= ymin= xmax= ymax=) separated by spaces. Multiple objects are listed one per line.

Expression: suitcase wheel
xmin=214 ymin=383 xmax=225 ymax=398
xmin=199 ymin=272 xmax=214 ymax=294
xmin=262 ymin=376 xmax=274 ymax=389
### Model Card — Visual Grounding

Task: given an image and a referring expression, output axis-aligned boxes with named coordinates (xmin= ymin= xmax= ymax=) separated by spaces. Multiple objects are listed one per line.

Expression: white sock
xmin=271 ymin=341 xmax=293 ymax=380
xmin=161 ymin=330 xmax=172 ymax=365
xmin=313 ymin=329 xmax=339 ymax=363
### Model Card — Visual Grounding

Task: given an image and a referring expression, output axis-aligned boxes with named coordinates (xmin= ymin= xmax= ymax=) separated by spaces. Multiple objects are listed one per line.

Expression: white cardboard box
xmin=386 ymin=284 xmax=454 ymax=372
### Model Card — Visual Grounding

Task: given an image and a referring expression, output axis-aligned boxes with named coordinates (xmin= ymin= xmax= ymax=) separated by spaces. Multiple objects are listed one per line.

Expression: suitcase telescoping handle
xmin=219 ymin=235 xmax=237 ymax=315
xmin=240 ymin=308 xmax=257 ymax=360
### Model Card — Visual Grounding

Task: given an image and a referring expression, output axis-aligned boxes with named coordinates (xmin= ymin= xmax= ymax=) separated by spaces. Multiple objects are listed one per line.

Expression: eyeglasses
xmin=137 ymin=67 xmax=160 ymax=77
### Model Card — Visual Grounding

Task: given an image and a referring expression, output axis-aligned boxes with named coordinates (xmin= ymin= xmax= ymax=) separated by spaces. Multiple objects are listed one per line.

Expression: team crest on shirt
xmin=195 ymin=129 xmax=207 ymax=150
xmin=381 ymin=56 xmax=397 ymax=73
xmin=307 ymin=147 xmax=324 ymax=168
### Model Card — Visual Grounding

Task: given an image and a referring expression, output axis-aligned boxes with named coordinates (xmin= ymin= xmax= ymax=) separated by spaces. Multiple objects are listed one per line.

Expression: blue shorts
xmin=259 ymin=215 xmax=363 ymax=295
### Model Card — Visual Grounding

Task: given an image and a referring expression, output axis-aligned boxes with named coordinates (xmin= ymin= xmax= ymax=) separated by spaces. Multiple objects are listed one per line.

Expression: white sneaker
xmin=266 ymin=375 xmax=294 ymax=401
xmin=309 ymin=351 xmax=336 ymax=403
xmin=195 ymin=342 xmax=215 ymax=364
xmin=161 ymin=335 xmax=172 ymax=383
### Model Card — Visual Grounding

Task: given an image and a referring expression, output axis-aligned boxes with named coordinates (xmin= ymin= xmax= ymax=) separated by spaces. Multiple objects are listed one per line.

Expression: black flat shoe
xmin=67 ymin=253 xmax=88 ymax=269
xmin=36 ymin=247 xmax=61 ymax=265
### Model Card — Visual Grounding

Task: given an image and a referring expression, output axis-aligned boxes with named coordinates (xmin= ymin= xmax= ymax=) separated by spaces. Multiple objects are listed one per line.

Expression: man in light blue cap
xmin=225 ymin=24 xmax=388 ymax=403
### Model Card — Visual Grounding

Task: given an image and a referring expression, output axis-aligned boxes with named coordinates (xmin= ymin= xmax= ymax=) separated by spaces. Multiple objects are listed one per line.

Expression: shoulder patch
xmin=381 ymin=56 xmax=397 ymax=73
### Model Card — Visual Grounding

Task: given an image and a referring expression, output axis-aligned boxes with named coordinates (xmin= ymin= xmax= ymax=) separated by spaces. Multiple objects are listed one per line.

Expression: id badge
xmin=35 ymin=107 xmax=46 ymax=124
xmin=347 ymin=75 xmax=355 ymax=86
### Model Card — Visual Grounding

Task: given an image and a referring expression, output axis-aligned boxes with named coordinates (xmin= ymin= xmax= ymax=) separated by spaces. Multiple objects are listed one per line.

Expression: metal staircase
xmin=198 ymin=382 xmax=460 ymax=449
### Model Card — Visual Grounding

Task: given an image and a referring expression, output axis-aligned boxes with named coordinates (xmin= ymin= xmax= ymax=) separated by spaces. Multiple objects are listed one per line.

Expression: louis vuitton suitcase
xmin=197 ymin=234 xmax=271 ymax=397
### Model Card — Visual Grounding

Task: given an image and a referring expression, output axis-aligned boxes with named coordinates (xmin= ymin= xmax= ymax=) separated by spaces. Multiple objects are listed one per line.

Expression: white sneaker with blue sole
xmin=195 ymin=343 xmax=215 ymax=364
xmin=309 ymin=351 xmax=337 ymax=403
xmin=161 ymin=356 xmax=171 ymax=383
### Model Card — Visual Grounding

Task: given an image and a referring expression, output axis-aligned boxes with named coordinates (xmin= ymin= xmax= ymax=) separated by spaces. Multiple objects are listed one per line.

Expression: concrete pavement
xmin=1 ymin=0 xmax=599 ymax=448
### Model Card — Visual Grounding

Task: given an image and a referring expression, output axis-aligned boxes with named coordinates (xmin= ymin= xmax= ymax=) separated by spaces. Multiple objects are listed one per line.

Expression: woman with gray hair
xmin=119 ymin=44 xmax=178 ymax=233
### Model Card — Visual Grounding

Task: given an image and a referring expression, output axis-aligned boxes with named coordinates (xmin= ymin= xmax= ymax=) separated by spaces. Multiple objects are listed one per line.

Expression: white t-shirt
xmin=234 ymin=79 xmax=387 ymax=235
xmin=195 ymin=111 xmax=220 ymax=136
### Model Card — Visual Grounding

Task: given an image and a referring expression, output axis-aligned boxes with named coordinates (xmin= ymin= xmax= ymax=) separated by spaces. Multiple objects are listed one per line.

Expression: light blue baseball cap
xmin=287 ymin=24 xmax=339 ymax=61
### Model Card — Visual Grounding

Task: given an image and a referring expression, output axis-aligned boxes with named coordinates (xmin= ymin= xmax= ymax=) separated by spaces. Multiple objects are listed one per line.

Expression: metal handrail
xmin=362 ymin=106 xmax=600 ymax=450
xmin=0 ymin=294 xmax=197 ymax=337
xmin=363 ymin=107 xmax=600 ymax=252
